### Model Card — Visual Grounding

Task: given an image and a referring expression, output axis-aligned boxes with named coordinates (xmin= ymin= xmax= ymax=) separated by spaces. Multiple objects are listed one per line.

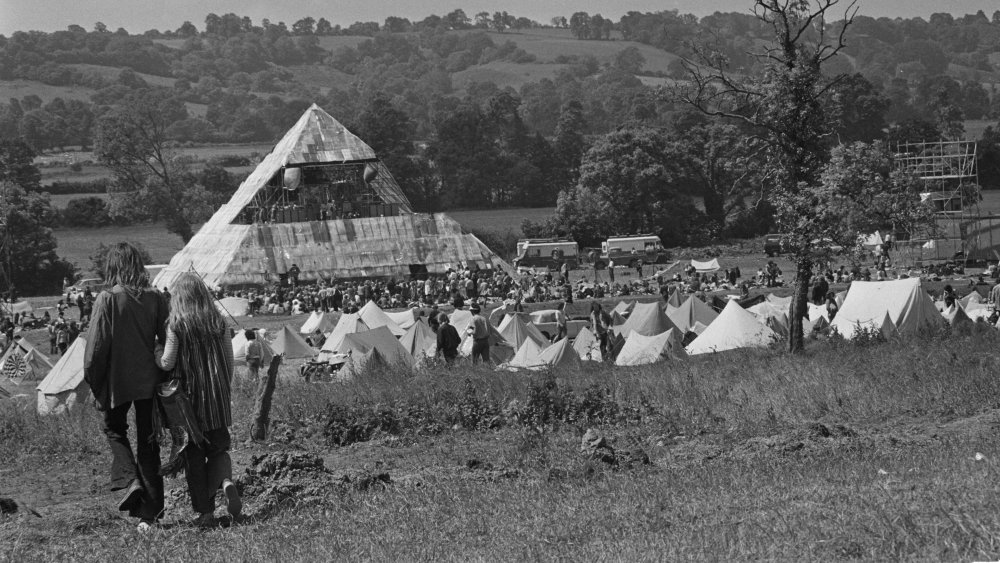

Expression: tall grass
xmin=5 ymin=332 xmax=1000 ymax=560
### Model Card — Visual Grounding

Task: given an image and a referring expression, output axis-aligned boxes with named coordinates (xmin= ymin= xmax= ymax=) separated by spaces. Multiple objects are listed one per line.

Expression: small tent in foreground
xmin=321 ymin=313 xmax=370 ymax=353
xmin=573 ymin=327 xmax=603 ymax=362
xmin=300 ymin=311 xmax=336 ymax=334
xmin=613 ymin=302 xmax=679 ymax=338
xmin=687 ymin=301 xmax=778 ymax=355
xmin=400 ymin=319 xmax=437 ymax=361
xmin=615 ymin=329 xmax=686 ymax=366
xmin=337 ymin=326 xmax=413 ymax=372
xmin=667 ymin=296 xmax=719 ymax=335
xmin=497 ymin=313 xmax=547 ymax=351
xmin=37 ymin=337 xmax=89 ymax=415
xmin=273 ymin=326 xmax=316 ymax=359
xmin=830 ymin=279 xmax=943 ymax=339
xmin=507 ymin=338 xmax=580 ymax=371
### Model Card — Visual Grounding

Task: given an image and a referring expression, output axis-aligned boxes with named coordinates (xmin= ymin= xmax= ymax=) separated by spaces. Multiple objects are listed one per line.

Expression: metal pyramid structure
xmin=154 ymin=104 xmax=509 ymax=288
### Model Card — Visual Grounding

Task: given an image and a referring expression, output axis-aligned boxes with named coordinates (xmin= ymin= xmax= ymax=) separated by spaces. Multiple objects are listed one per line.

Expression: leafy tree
xmin=61 ymin=196 xmax=113 ymax=227
xmin=827 ymin=73 xmax=889 ymax=143
xmin=978 ymin=124 xmax=1000 ymax=190
xmin=676 ymin=0 xmax=859 ymax=352
xmin=569 ymin=12 xmax=591 ymax=39
xmin=553 ymin=127 xmax=699 ymax=248
xmin=291 ymin=17 xmax=315 ymax=35
xmin=886 ymin=119 xmax=941 ymax=146
xmin=0 ymin=139 xmax=41 ymax=191
xmin=94 ymin=90 xmax=212 ymax=242
xmin=614 ymin=46 xmax=646 ymax=74
xmin=0 ymin=183 xmax=74 ymax=297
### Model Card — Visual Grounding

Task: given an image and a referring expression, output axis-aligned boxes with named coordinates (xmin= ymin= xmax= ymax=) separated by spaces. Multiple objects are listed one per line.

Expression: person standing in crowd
xmin=83 ymin=242 xmax=169 ymax=532
xmin=590 ymin=302 xmax=611 ymax=360
xmin=608 ymin=259 xmax=616 ymax=284
xmin=245 ymin=329 xmax=262 ymax=379
xmin=436 ymin=314 xmax=461 ymax=364
xmin=155 ymin=272 xmax=241 ymax=528
xmin=468 ymin=303 xmax=490 ymax=364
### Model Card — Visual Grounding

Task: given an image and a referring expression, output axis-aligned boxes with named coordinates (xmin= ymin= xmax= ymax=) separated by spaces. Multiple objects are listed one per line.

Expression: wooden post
xmin=250 ymin=355 xmax=283 ymax=441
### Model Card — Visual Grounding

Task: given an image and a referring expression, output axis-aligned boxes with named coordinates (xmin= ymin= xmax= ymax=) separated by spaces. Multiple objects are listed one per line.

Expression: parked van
xmin=513 ymin=239 xmax=579 ymax=270
xmin=597 ymin=235 xmax=670 ymax=269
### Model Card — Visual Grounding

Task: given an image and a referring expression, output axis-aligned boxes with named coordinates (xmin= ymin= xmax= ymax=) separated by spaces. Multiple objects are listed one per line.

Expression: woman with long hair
xmin=156 ymin=272 xmax=241 ymax=527
xmin=84 ymin=242 xmax=169 ymax=532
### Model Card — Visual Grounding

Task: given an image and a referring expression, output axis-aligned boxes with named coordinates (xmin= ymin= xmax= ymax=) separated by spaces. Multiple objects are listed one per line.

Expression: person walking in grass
xmin=84 ymin=242 xmax=169 ymax=532
xmin=468 ymin=303 xmax=490 ymax=364
xmin=436 ymin=314 xmax=461 ymax=364
xmin=155 ymin=272 xmax=241 ymax=528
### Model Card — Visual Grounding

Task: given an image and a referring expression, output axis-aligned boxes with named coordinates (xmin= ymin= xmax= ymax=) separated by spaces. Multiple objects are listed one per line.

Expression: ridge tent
xmin=385 ymin=308 xmax=418 ymax=330
xmin=358 ymin=301 xmax=405 ymax=337
xmin=687 ymin=301 xmax=778 ymax=355
xmin=216 ymin=296 xmax=250 ymax=318
xmin=615 ymin=329 xmax=686 ymax=366
xmin=0 ymin=339 xmax=53 ymax=382
xmin=153 ymin=104 xmax=510 ymax=290
xmin=449 ymin=309 xmax=474 ymax=336
xmin=666 ymin=286 xmax=682 ymax=308
xmin=766 ymin=315 xmax=789 ymax=338
xmin=613 ymin=302 xmax=679 ymax=338
xmin=321 ymin=313 xmax=370 ymax=353
xmin=497 ymin=313 xmax=547 ymax=351
xmin=272 ymin=326 xmax=316 ymax=359
xmin=610 ymin=310 xmax=628 ymax=326
xmin=534 ymin=338 xmax=581 ymax=370
xmin=808 ymin=303 xmax=829 ymax=323
xmin=692 ymin=321 xmax=709 ymax=335
xmin=667 ymin=296 xmax=719 ymax=334
xmin=232 ymin=329 xmax=274 ymax=366
xmin=36 ymin=336 xmax=89 ymax=415
xmin=337 ymin=326 xmax=413 ymax=371
xmin=830 ymin=279 xmax=943 ymax=340
xmin=961 ymin=291 xmax=984 ymax=308
xmin=573 ymin=327 xmax=603 ymax=362
xmin=529 ymin=309 xmax=560 ymax=324
xmin=459 ymin=321 xmax=514 ymax=364
xmin=691 ymin=259 xmax=721 ymax=273
xmin=399 ymin=318 xmax=437 ymax=361
xmin=942 ymin=304 xmax=975 ymax=327
xmin=300 ymin=311 xmax=336 ymax=334
xmin=506 ymin=338 xmax=547 ymax=370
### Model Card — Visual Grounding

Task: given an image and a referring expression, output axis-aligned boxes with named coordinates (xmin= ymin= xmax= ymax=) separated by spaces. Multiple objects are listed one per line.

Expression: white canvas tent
xmin=272 ymin=326 xmax=317 ymax=359
xmin=321 ymin=313 xmax=370 ymax=353
xmin=399 ymin=319 xmax=437 ymax=361
xmin=687 ymin=301 xmax=778 ymax=355
xmin=385 ymin=309 xmax=418 ymax=330
xmin=667 ymin=296 xmax=719 ymax=334
xmin=300 ymin=311 xmax=337 ymax=334
xmin=830 ymin=279 xmax=943 ymax=339
xmin=358 ymin=301 xmax=405 ymax=337
xmin=337 ymin=326 xmax=414 ymax=372
xmin=506 ymin=338 xmax=580 ymax=371
xmin=497 ymin=313 xmax=547 ymax=351
xmin=613 ymin=302 xmax=679 ymax=338
xmin=36 ymin=337 xmax=89 ymax=415
xmin=216 ymin=296 xmax=250 ymax=317
xmin=691 ymin=259 xmax=721 ymax=273
xmin=572 ymin=327 xmax=602 ymax=362
xmin=615 ymin=329 xmax=686 ymax=366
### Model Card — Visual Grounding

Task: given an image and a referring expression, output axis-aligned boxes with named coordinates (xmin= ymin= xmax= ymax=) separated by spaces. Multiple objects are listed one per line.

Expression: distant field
xmin=0 ymin=79 xmax=95 ymax=102
xmin=54 ymin=223 xmax=187 ymax=272
xmin=447 ymin=207 xmax=554 ymax=235
xmin=40 ymin=164 xmax=112 ymax=185
xmin=965 ymin=119 xmax=994 ymax=140
xmin=452 ymin=61 xmax=568 ymax=91
xmin=474 ymin=29 xmax=679 ymax=74
xmin=286 ymin=65 xmax=355 ymax=93
xmin=66 ymin=63 xmax=175 ymax=87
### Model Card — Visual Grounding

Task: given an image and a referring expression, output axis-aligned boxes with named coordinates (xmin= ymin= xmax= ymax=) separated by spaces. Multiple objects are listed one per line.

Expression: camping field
xmin=3 ymin=320 xmax=1000 ymax=560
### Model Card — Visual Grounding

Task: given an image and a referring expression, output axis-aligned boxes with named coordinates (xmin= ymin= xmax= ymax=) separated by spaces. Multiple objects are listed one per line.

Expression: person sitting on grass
xmin=155 ymin=272 xmax=241 ymax=528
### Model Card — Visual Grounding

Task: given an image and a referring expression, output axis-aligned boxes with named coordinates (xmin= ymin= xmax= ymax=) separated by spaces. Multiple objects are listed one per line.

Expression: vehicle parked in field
xmin=764 ymin=234 xmax=789 ymax=257
xmin=67 ymin=278 xmax=105 ymax=301
xmin=594 ymin=235 xmax=670 ymax=269
xmin=513 ymin=238 xmax=579 ymax=270
xmin=528 ymin=309 xmax=590 ymax=341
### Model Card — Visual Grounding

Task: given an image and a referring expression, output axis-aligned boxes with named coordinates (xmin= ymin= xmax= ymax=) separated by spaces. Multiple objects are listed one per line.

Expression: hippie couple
xmin=83 ymin=242 xmax=241 ymax=531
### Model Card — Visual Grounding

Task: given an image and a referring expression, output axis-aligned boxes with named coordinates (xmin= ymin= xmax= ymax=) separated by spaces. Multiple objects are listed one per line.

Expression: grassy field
xmin=66 ymin=64 xmax=175 ymax=88
xmin=452 ymin=61 xmax=570 ymax=92
xmin=3 ymin=326 xmax=1000 ymax=559
xmin=0 ymin=79 xmax=96 ymax=102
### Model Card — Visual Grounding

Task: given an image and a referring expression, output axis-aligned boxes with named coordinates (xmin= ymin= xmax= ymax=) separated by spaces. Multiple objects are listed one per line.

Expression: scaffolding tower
xmin=894 ymin=140 xmax=980 ymax=267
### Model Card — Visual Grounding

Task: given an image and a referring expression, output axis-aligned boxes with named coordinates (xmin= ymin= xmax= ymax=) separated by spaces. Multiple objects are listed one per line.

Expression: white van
xmin=514 ymin=239 xmax=579 ymax=270
xmin=598 ymin=235 xmax=670 ymax=268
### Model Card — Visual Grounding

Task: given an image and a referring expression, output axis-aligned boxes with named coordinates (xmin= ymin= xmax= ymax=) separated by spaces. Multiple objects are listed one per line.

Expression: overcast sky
xmin=0 ymin=0 xmax=996 ymax=36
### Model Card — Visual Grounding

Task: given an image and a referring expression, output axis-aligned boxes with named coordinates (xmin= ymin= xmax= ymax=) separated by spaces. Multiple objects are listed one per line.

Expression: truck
xmin=513 ymin=238 xmax=579 ymax=270
xmin=594 ymin=235 xmax=670 ymax=269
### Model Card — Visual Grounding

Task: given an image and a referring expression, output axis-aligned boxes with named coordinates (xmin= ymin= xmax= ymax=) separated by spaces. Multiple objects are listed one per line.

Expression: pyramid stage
xmin=153 ymin=104 xmax=509 ymax=289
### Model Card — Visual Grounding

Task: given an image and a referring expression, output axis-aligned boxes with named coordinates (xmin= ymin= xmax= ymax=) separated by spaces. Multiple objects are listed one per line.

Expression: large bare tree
xmin=674 ymin=0 xmax=858 ymax=352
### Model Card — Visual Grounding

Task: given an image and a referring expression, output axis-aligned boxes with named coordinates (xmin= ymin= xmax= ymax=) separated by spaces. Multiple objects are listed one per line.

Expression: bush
xmin=60 ymin=197 xmax=113 ymax=227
